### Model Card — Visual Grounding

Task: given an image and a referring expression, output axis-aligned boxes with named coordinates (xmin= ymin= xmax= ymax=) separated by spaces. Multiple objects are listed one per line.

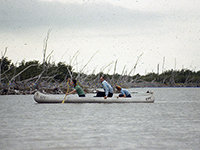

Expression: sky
xmin=1 ymin=0 xmax=200 ymax=75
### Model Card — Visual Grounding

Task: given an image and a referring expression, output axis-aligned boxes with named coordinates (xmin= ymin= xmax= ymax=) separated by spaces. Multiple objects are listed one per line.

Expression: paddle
xmin=62 ymin=78 xmax=70 ymax=104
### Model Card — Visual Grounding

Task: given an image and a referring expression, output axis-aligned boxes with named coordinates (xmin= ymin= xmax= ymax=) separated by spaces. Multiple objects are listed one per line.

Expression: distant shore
xmin=1 ymin=81 xmax=199 ymax=95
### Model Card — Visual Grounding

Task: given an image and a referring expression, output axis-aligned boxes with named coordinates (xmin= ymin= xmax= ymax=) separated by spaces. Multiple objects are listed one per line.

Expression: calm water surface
xmin=0 ymin=88 xmax=200 ymax=150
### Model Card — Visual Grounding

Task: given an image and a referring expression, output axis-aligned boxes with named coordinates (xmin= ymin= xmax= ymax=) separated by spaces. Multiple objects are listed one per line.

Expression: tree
xmin=54 ymin=62 xmax=72 ymax=82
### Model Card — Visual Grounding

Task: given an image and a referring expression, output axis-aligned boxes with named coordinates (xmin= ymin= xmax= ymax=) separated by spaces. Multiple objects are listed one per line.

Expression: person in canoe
xmin=66 ymin=79 xmax=85 ymax=97
xmin=95 ymin=76 xmax=113 ymax=99
xmin=115 ymin=84 xmax=131 ymax=98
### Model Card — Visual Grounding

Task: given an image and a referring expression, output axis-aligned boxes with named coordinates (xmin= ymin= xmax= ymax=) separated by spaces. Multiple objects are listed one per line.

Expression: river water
xmin=0 ymin=88 xmax=199 ymax=150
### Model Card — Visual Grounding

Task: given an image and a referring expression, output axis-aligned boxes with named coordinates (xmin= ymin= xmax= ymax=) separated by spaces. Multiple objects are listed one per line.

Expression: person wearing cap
xmin=95 ymin=76 xmax=113 ymax=99
xmin=115 ymin=84 xmax=131 ymax=98
xmin=66 ymin=79 xmax=85 ymax=97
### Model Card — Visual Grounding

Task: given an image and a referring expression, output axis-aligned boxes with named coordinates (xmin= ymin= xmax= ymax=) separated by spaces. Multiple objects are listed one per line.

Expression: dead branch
xmin=128 ymin=52 xmax=143 ymax=76
xmin=79 ymin=51 xmax=98 ymax=73
xmin=9 ymin=64 xmax=38 ymax=84
xmin=100 ymin=61 xmax=114 ymax=73
xmin=0 ymin=47 xmax=8 ymax=83
xmin=43 ymin=29 xmax=52 ymax=69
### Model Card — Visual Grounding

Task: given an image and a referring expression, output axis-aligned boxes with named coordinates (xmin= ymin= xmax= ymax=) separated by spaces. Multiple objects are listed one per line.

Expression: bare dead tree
xmin=28 ymin=29 xmax=56 ymax=91
xmin=9 ymin=64 xmax=38 ymax=84
xmin=43 ymin=29 xmax=52 ymax=70
xmin=113 ymin=59 xmax=118 ymax=75
xmin=99 ymin=61 xmax=114 ymax=73
xmin=116 ymin=53 xmax=144 ymax=87
xmin=79 ymin=51 xmax=98 ymax=74
xmin=162 ymin=56 xmax=165 ymax=73
xmin=70 ymin=51 xmax=80 ymax=66
xmin=0 ymin=47 xmax=8 ymax=83
xmin=121 ymin=65 xmax=126 ymax=76
xmin=35 ymin=70 xmax=46 ymax=86
xmin=128 ymin=53 xmax=144 ymax=77
xmin=74 ymin=51 xmax=99 ymax=82
xmin=0 ymin=66 xmax=14 ymax=80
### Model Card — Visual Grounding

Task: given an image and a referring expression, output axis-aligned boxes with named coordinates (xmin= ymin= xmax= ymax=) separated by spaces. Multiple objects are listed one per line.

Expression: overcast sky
xmin=1 ymin=0 xmax=200 ymax=75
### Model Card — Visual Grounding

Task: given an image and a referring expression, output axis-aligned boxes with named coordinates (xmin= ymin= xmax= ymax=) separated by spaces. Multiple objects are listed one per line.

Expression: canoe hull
xmin=34 ymin=91 xmax=155 ymax=103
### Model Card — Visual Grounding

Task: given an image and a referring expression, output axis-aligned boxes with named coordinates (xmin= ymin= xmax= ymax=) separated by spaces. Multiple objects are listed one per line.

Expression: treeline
xmin=0 ymin=57 xmax=200 ymax=94
xmin=2 ymin=30 xmax=199 ymax=95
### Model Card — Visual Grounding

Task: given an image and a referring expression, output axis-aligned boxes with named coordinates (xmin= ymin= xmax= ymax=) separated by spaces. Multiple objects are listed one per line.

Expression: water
xmin=0 ymin=88 xmax=199 ymax=150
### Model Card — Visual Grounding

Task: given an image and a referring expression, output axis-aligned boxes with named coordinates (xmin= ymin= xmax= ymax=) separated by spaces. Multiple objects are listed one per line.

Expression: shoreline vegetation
xmin=1 ymin=55 xmax=199 ymax=95
xmin=1 ymin=32 xmax=200 ymax=95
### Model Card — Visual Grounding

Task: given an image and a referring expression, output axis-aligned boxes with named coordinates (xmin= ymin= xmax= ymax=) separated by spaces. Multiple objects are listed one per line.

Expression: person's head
xmin=70 ymin=79 xmax=77 ymax=87
xmin=115 ymin=85 xmax=121 ymax=91
xmin=100 ymin=76 xmax=105 ymax=83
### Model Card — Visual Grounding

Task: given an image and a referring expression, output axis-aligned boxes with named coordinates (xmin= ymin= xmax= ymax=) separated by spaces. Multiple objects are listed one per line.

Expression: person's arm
xmin=121 ymin=89 xmax=126 ymax=98
xmin=102 ymin=83 xmax=109 ymax=99
xmin=66 ymin=89 xmax=76 ymax=95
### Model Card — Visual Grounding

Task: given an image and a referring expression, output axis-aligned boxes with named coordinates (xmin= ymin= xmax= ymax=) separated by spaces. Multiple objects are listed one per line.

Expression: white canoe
xmin=34 ymin=91 xmax=155 ymax=103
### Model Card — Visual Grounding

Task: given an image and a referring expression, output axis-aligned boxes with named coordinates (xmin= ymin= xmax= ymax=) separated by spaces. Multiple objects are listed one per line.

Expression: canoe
xmin=34 ymin=91 xmax=155 ymax=103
